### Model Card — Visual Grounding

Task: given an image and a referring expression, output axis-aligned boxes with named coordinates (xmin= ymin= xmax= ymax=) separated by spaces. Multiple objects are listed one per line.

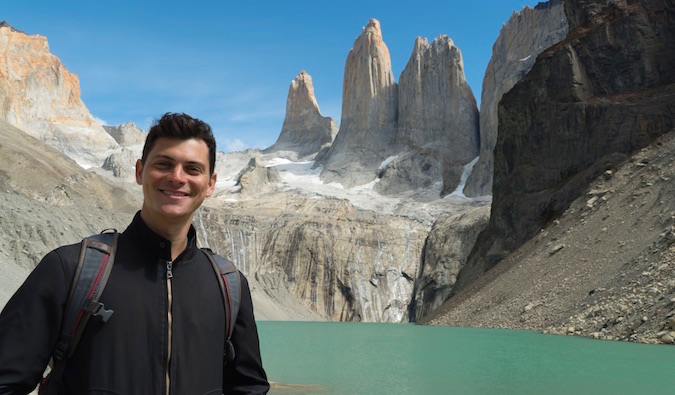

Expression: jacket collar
xmin=123 ymin=211 xmax=198 ymax=262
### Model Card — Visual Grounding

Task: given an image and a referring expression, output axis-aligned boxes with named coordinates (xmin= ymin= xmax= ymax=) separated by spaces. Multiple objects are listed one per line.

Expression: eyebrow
xmin=152 ymin=154 xmax=207 ymax=168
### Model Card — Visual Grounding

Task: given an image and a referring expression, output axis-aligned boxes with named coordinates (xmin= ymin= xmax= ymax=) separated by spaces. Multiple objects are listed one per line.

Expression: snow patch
xmin=449 ymin=156 xmax=479 ymax=198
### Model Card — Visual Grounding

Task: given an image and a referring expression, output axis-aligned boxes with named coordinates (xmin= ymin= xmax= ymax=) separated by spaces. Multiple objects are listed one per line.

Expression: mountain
xmin=376 ymin=35 xmax=479 ymax=196
xmin=424 ymin=0 xmax=675 ymax=344
xmin=3 ymin=0 xmax=673 ymax=344
xmin=101 ymin=122 xmax=147 ymax=179
xmin=463 ymin=0 xmax=569 ymax=197
xmin=264 ymin=71 xmax=337 ymax=159
xmin=317 ymin=19 xmax=398 ymax=188
xmin=0 ymin=22 xmax=118 ymax=168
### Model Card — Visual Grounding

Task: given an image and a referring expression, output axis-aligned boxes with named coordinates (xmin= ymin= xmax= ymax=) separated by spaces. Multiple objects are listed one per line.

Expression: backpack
xmin=39 ymin=230 xmax=241 ymax=395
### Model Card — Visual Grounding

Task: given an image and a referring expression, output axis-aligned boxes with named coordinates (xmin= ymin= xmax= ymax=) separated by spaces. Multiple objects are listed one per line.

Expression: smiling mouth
xmin=161 ymin=190 xmax=189 ymax=197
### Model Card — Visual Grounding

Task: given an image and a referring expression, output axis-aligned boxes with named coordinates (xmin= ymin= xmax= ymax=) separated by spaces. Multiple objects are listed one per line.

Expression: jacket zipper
xmin=165 ymin=260 xmax=174 ymax=395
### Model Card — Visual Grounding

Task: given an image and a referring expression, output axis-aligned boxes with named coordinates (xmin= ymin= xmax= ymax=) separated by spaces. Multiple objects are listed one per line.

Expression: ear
xmin=205 ymin=172 xmax=217 ymax=197
xmin=135 ymin=159 xmax=144 ymax=185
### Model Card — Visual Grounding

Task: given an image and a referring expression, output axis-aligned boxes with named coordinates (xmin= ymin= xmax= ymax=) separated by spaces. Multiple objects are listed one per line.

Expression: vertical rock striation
xmin=376 ymin=35 xmax=479 ymax=195
xmin=318 ymin=19 xmax=398 ymax=187
xmin=264 ymin=71 xmax=337 ymax=159
xmin=413 ymin=206 xmax=489 ymax=321
xmin=0 ymin=23 xmax=117 ymax=168
xmin=396 ymin=36 xmax=479 ymax=163
xmin=454 ymin=0 xmax=675 ymax=293
xmin=198 ymin=200 xmax=428 ymax=322
xmin=464 ymin=1 xmax=568 ymax=197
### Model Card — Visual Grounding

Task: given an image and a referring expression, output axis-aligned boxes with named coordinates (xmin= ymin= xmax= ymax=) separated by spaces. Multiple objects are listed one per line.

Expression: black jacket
xmin=0 ymin=213 xmax=269 ymax=394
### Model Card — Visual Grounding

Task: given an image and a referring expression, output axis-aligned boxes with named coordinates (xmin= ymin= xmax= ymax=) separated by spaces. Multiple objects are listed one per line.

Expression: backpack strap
xmin=40 ymin=231 xmax=118 ymax=394
xmin=202 ymin=249 xmax=241 ymax=364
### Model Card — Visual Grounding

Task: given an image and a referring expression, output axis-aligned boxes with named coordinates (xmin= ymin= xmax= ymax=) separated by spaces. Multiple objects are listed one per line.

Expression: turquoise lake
xmin=257 ymin=321 xmax=675 ymax=394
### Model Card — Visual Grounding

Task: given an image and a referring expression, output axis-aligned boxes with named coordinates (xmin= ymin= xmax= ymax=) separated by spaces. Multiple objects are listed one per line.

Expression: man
xmin=0 ymin=113 xmax=269 ymax=394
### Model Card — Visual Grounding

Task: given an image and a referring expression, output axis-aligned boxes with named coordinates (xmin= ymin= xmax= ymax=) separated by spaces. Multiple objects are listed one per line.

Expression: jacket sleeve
xmin=0 ymin=250 xmax=70 ymax=395
xmin=223 ymin=274 xmax=269 ymax=395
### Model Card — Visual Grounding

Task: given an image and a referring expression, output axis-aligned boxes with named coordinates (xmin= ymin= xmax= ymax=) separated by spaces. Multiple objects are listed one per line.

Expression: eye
xmin=153 ymin=161 xmax=172 ymax=170
xmin=186 ymin=166 xmax=204 ymax=175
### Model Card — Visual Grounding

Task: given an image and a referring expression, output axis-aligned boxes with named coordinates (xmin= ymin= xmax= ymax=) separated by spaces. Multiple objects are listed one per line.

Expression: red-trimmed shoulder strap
xmin=202 ymin=249 xmax=241 ymax=364
xmin=40 ymin=231 xmax=118 ymax=395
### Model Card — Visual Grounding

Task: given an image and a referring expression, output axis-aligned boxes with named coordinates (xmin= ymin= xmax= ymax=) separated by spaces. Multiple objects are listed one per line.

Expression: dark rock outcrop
xmin=318 ymin=19 xmax=398 ymax=187
xmin=464 ymin=0 xmax=568 ymax=197
xmin=264 ymin=71 xmax=337 ymax=159
xmin=454 ymin=0 xmax=675 ymax=292
xmin=413 ymin=206 xmax=490 ymax=321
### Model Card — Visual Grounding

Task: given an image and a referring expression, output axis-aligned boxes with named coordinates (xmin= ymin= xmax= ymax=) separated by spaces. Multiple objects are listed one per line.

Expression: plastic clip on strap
xmin=84 ymin=299 xmax=114 ymax=322
xmin=40 ymin=232 xmax=118 ymax=395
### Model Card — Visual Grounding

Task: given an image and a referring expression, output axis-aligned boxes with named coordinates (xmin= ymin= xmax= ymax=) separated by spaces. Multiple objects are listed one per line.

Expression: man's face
xmin=135 ymin=137 xmax=216 ymax=226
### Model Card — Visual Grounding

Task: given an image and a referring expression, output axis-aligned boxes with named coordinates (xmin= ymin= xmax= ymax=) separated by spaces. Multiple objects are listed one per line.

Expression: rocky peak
xmin=378 ymin=33 xmax=478 ymax=195
xmin=264 ymin=70 xmax=337 ymax=159
xmin=0 ymin=23 xmax=117 ymax=168
xmin=463 ymin=0 xmax=568 ymax=197
xmin=0 ymin=21 xmax=23 ymax=33
xmin=103 ymin=121 xmax=146 ymax=146
xmin=318 ymin=18 xmax=398 ymax=187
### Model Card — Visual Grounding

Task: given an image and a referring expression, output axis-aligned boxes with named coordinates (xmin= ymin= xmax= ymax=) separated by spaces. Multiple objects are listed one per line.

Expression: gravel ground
xmin=422 ymin=131 xmax=675 ymax=345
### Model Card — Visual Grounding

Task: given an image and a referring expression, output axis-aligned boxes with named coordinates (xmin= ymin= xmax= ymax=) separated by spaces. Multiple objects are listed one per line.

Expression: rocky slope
xmin=376 ymin=35 xmax=479 ymax=195
xmin=318 ymin=19 xmax=398 ymax=188
xmin=423 ymin=0 xmax=675 ymax=345
xmin=464 ymin=0 xmax=568 ymax=197
xmin=264 ymin=71 xmax=337 ymax=159
xmin=0 ymin=22 xmax=117 ymax=168
xmin=422 ymin=131 xmax=675 ymax=344
xmin=0 ymin=119 xmax=138 ymax=307
xmin=453 ymin=0 xmax=675 ymax=295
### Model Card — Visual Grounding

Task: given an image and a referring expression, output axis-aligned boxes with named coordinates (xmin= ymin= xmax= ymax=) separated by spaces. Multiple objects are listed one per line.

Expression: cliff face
xmin=413 ymin=206 xmax=489 ymax=321
xmin=0 ymin=24 xmax=117 ymax=168
xmin=102 ymin=122 xmax=147 ymax=179
xmin=319 ymin=19 xmax=398 ymax=188
xmin=376 ymin=36 xmax=479 ymax=195
xmin=197 ymin=197 xmax=428 ymax=322
xmin=464 ymin=0 xmax=568 ymax=197
xmin=396 ymin=36 xmax=479 ymax=163
xmin=454 ymin=0 xmax=675 ymax=293
xmin=264 ymin=71 xmax=337 ymax=159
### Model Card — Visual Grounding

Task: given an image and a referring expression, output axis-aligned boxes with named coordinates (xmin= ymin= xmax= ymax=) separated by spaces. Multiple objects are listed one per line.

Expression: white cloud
xmin=221 ymin=138 xmax=249 ymax=152
xmin=93 ymin=116 xmax=108 ymax=126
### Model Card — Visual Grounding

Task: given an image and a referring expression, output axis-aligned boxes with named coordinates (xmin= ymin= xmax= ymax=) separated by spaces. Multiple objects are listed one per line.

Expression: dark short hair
xmin=142 ymin=112 xmax=217 ymax=174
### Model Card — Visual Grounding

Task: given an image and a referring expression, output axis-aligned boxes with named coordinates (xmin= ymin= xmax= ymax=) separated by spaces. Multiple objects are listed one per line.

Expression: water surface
xmin=258 ymin=321 xmax=675 ymax=394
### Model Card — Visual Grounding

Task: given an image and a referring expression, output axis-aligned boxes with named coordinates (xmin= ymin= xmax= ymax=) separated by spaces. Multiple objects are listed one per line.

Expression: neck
xmin=139 ymin=210 xmax=191 ymax=260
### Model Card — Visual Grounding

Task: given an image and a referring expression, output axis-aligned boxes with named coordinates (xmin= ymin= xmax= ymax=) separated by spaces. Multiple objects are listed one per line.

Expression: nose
xmin=167 ymin=165 xmax=187 ymax=183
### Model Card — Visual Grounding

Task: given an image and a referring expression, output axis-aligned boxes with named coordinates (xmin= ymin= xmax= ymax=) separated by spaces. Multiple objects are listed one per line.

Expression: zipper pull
xmin=166 ymin=261 xmax=173 ymax=279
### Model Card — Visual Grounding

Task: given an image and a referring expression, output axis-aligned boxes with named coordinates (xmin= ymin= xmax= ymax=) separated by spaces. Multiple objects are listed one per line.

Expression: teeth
xmin=163 ymin=190 xmax=188 ymax=197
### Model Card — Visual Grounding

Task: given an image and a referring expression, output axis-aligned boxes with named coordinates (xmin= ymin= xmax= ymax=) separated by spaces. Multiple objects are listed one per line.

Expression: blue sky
xmin=4 ymin=0 xmax=541 ymax=152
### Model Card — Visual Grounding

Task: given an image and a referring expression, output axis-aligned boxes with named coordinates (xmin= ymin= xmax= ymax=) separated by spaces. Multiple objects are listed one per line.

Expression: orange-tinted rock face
xmin=0 ymin=25 xmax=117 ymax=168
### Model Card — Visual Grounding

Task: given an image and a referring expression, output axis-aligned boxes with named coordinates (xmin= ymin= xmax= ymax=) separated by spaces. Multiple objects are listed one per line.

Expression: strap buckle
xmin=84 ymin=300 xmax=114 ymax=322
